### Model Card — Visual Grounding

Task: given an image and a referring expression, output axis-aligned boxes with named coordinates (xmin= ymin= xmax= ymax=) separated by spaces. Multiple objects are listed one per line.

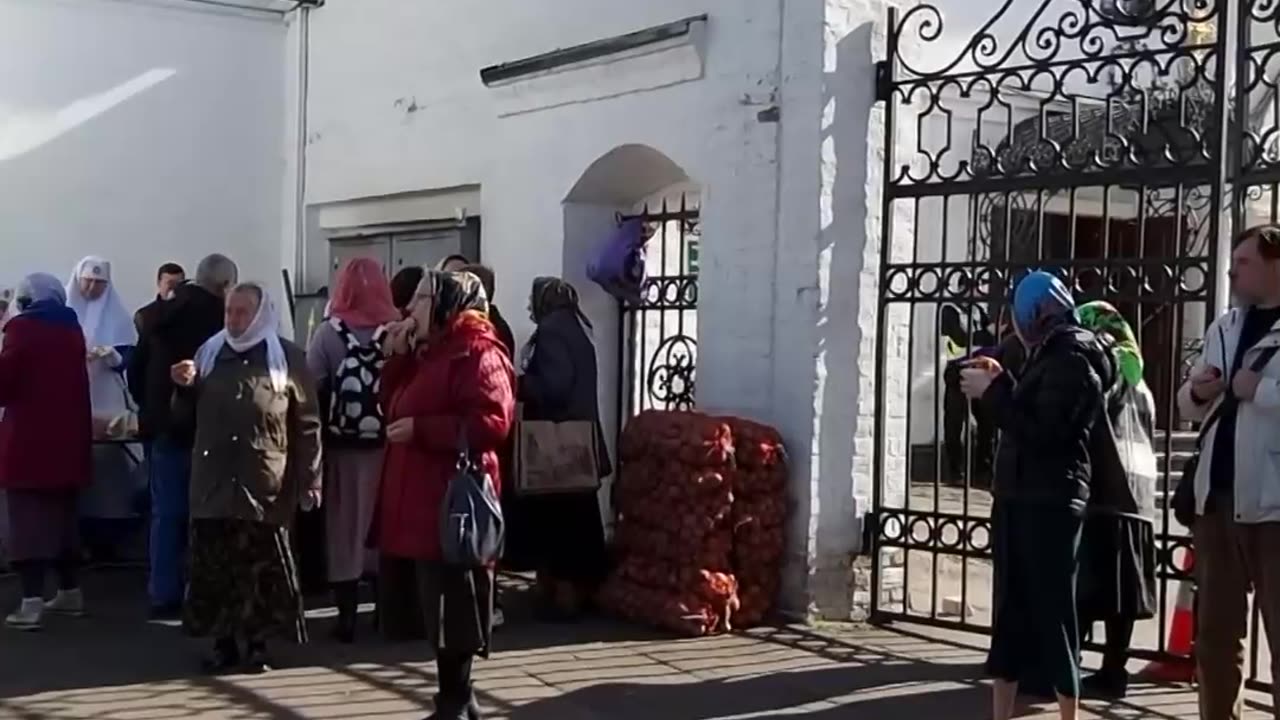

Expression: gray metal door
xmin=329 ymin=237 xmax=391 ymax=288
xmin=390 ymin=231 xmax=463 ymax=274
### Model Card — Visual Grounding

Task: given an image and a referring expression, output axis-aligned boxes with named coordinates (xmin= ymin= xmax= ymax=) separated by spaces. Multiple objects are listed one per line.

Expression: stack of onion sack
xmin=721 ymin=416 xmax=788 ymax=626
xmin=599 ymin=411 xmax=740 ymax=636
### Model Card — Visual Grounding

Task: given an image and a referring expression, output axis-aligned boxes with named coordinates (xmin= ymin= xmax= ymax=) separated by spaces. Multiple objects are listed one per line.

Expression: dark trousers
xmin=378 ymin=554 xmax=426 ymax=641
xmin=15 ymin=556 xmax=79 ymax=598
xmin=148 ymin=438 xmax=190 ymax=608
xmin=1194 ymin=492 xmax=1280 ymax=720
xmin=436 ymin=651 xmax=475 ymax=708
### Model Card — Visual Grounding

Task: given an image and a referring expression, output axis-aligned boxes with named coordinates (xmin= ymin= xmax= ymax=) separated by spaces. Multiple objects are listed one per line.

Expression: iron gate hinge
xmin=874 ymin=60 xmax=892 ymax=102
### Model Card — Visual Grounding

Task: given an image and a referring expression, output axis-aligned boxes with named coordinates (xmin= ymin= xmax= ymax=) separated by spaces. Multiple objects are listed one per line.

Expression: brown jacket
xmin=180 ymin=339 xmax=322 ymax=525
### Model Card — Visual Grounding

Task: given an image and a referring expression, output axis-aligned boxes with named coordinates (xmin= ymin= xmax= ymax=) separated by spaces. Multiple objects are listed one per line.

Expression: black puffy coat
xmin=980 ymin=324 xmax=1113 ymax=513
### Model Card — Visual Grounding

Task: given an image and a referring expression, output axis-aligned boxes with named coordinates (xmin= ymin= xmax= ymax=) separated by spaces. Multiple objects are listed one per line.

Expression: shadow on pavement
xmin=0 ymin=569 xmax=1230 ymax=720
xmin=0 ymin=568 xmax=655 ymax=701
xmin=506 ymin=624 xmax=1201 ymax=720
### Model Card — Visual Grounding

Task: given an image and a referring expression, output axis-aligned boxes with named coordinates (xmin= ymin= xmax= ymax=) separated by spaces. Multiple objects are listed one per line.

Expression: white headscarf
xmin=66 ymin=256 xmax=137 ymax=348
xmin=194 ymin=282 xmax=289 ymax=393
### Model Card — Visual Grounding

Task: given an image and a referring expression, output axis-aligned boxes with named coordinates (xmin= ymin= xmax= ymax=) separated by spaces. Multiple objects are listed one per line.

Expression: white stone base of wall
xmin=851 ymin=549 xmax=905 ymax=622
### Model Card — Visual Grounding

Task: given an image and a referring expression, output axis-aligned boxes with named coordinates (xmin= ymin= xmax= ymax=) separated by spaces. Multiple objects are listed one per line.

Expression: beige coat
xmin=180 ymin=339 xmax=322 ymax=525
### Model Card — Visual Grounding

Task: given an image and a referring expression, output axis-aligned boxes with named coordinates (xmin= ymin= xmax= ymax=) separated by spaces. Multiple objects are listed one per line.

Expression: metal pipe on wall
xmin=292 ymin=3 xmax=312 ymax=293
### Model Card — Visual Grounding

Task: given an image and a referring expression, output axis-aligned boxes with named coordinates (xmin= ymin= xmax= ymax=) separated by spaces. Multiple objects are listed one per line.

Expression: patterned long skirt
xmin=184 ymin=518 xmax=307 ymax=644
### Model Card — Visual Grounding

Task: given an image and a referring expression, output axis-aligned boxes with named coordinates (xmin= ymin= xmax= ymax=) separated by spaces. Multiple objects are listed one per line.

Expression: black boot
xmin=332 ymin=580 xmax=358 ymax=644
xmin=243 ymin=639 xmax=273 ymax=675
xmin=427 ymin=652 xmax=478 ymax=719
xmin=201 ymin=636 xmax=240 ymax=674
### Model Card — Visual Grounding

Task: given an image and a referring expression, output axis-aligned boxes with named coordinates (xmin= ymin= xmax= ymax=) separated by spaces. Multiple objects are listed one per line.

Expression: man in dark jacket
xmin=941 ymin=306 xmax=1023 ymax=487
xmin=127 ymin=253 xmax=236 ymax=617
xmin=133 ymin=262 xmax=185 ymax=336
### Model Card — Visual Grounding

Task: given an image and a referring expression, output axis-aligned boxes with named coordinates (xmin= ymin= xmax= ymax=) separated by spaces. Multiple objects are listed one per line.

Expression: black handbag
xmin=440 ymin=429 xmax=505 ymax=568
xmin=1172 ymin=329 xmax=1277 ymax=527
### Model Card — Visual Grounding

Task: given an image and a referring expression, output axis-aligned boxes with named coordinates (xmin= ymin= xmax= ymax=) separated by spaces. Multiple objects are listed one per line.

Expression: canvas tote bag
xmin=514 ymin=406 xmax=600 ymax=495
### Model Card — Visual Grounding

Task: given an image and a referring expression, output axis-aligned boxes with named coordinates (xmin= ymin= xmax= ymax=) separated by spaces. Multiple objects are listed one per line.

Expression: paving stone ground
xmin=0 ymin=569 xmax=1271 ymax=719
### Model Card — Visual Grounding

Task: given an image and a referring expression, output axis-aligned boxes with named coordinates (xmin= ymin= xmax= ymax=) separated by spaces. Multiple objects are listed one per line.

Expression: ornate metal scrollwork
xmin=644 ymin=334 xmax=696 ymax=411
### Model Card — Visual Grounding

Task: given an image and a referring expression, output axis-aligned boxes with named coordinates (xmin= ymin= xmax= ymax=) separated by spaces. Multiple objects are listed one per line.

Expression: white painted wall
xmin=0 ymin=0 xmax=288 ymax=317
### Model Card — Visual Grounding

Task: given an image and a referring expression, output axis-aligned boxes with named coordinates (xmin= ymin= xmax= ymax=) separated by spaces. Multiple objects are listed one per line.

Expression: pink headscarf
xmin=328 ymin=258 xmax=399 ymax=329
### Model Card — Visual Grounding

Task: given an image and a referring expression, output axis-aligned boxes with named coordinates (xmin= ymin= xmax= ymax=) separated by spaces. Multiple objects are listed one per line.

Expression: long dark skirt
xmin=1078 ymin=511 xmax=1157 ymax=624
xmin=418 ymin=562 xmax=494 ymax=658
xmin=379 ymin=554 xmax=426 ymax=642
xmin=508 ymin=490 xmax=608 ymax=584
xmin=986 ymin=501 xmax=1083 ymax=699
xmin=184 ymin=518 xmax=307 ymax=644
xmin=5 ymin=489 xmax=80 ymax=562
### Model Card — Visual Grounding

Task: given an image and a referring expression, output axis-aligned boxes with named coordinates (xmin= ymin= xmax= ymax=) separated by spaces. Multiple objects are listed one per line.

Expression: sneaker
xmin=45 ymin=589 xmax=85 ymax=617
xmin=5 ymin=598 xmax=44 ymax=631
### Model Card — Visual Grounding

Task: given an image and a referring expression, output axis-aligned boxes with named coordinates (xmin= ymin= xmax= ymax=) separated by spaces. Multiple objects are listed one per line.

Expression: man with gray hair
xmin=127 ymin=253 xmax=237 ymax=618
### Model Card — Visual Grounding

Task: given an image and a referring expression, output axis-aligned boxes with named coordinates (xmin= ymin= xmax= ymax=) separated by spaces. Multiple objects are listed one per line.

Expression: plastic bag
xmin=587 ymin=218 xmax=647 ymax=304
xmin=1094 ymin=382 xmax=1158 ymax=516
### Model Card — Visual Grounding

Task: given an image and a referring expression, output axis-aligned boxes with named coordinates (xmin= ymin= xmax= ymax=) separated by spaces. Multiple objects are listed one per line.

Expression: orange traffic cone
xmin=1139 ymin=549 xmax=1196 ymax=683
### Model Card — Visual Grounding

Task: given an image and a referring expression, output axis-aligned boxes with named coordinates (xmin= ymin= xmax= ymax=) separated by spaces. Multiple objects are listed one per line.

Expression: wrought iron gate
xmin=871 ymin=0 xmax=1280 ymax=683
xmin=618 ymin=195 xmax=700 ymax=423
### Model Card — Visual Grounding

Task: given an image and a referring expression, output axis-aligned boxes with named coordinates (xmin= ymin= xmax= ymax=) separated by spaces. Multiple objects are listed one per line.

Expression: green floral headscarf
xmin=1078 ymin=300 xmax=1144 ymax=387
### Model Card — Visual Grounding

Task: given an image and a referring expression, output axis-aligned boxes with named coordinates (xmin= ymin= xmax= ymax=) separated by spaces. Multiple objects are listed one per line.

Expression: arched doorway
xmin=562 ymin=144 xmax=700 ymax=521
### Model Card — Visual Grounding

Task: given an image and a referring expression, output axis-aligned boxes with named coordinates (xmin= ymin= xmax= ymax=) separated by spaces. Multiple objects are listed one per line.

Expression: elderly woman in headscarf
xmin=306 ymin=258 xmax=400 ymax=643
xmin=171 ymin=282 xmax=322 ymax=674
xmin=0 ymin=274 xmax=92 ymax=630
xmin=376 ymin=270 xmax=515 ymax=719
xmin=1073 ymin=301 xmax=1158 ymax=699
xmin=960 ymin=271 xmax=1114 ymax=720
xmin=65 ymin=256 xmax=143 ymax=562
xmin=516 ymin=277 xmax=613 ymax=621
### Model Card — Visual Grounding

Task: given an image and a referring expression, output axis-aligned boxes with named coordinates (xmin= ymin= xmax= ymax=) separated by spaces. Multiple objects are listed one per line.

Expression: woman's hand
xmin=384 ymin=319 xmax=416 ymax=357
xmin=959 ymin=362 xmax=1002 ymax=400
xmin=300 ymin=486 xmax=323 ymax=511
xmin=386 ymin=417 xmax=415 ymax=443
xmin=170 ymin=360 xmax=197 ymax=387
xmin=87 ymin=345 xmax=118 ymax=364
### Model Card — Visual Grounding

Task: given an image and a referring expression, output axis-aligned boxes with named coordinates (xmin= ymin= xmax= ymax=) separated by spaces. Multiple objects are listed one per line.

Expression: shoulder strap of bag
xmin=329 ymin=317 xmax=360 ymax=350
xmin=1195 ymin=332 xmax=1280 ymax=449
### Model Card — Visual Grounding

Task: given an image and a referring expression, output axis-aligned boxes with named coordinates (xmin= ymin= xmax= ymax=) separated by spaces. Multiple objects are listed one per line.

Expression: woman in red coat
xmin=378 ymin=270 xmax=515 ymax=720
xmin=0 ymin=273 xmax=93 ymax=631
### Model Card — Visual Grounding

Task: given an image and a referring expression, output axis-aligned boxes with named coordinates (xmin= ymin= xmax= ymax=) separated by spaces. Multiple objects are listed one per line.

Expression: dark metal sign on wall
xmin=871 ymin=0 xmax=1278 ymax=681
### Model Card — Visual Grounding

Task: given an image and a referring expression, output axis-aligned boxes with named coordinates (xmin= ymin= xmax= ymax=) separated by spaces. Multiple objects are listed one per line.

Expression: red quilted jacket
xmin=376 ymin=313 xmax=515 ymax=561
